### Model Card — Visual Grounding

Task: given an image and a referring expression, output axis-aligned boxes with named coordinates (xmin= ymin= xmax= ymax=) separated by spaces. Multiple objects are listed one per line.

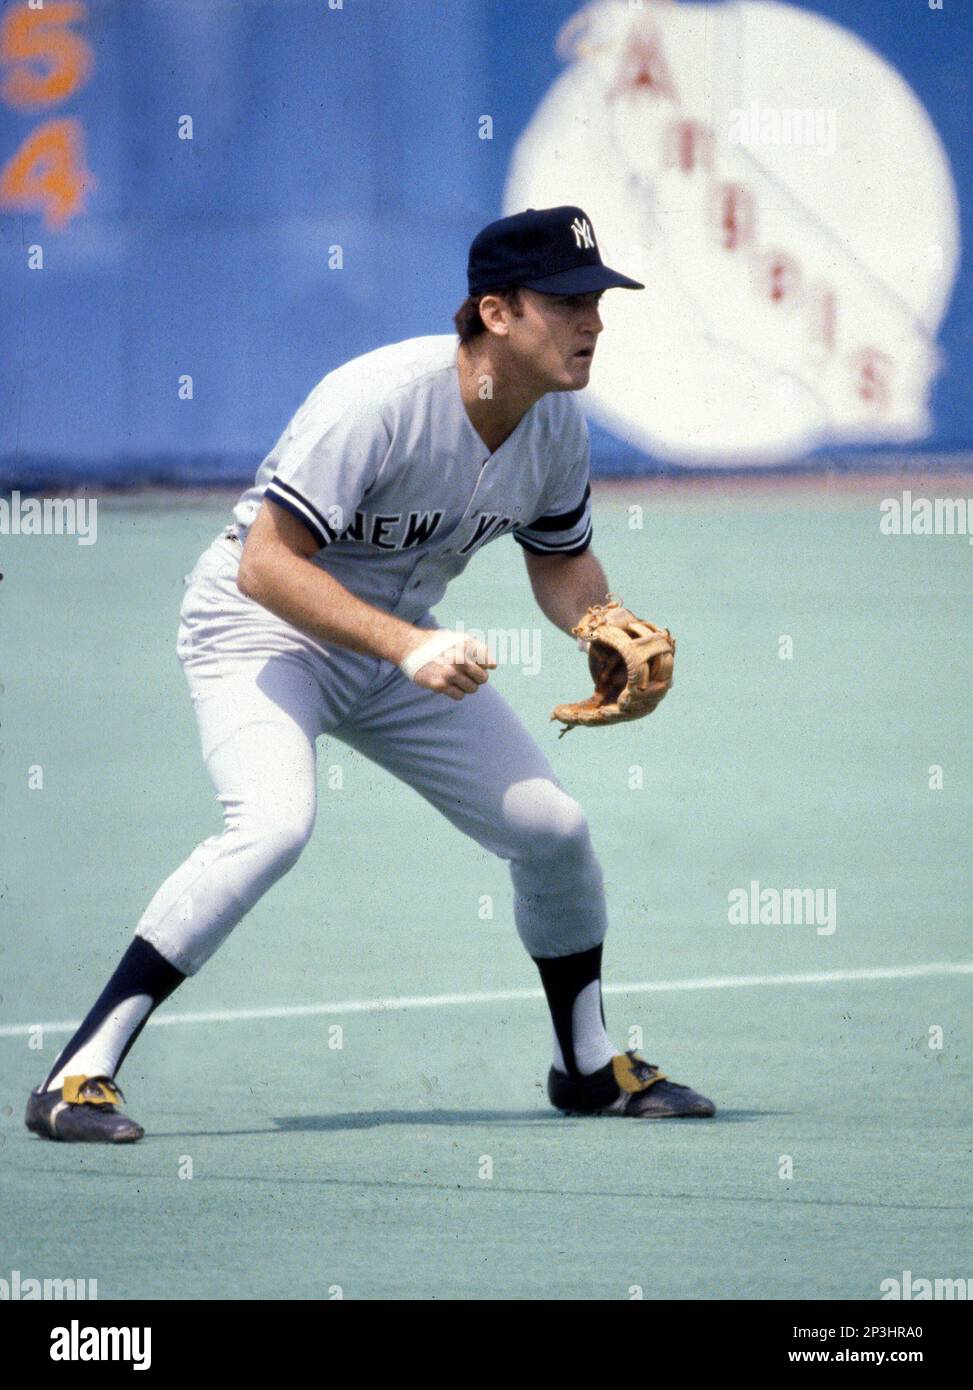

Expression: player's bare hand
xmin=399 ymin=629 xmax=497 ymax=700
xmin=431 ymin=644 xmax=492 ymax=700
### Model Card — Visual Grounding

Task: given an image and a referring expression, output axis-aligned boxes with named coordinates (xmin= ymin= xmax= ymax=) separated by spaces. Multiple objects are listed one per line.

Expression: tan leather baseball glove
xmin=551 ymin=597 xmax=675 ymax=735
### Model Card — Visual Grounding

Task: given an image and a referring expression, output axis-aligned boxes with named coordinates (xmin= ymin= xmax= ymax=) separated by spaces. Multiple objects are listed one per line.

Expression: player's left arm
xmin=523 ymin=548 xmax=635 ymax=634
xmin=519 ymin=401 xmax=635 ymax=633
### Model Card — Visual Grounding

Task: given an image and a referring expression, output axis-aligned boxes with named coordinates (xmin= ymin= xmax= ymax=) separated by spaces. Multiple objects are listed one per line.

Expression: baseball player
xmin=26 ymin=206 xmax=715 ymax=1143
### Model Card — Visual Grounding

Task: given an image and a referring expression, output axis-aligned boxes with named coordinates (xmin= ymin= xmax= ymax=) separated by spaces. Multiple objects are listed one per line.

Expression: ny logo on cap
xmin=570 ymin=216 xmax=595 ymax=250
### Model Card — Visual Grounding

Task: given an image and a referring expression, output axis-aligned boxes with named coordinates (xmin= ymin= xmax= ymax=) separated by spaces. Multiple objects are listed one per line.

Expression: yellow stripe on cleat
xmin=612 ymin=1054 xmax=667 ymax=1093
xmin=62 ymin=1076 xmax=120 ymax=1106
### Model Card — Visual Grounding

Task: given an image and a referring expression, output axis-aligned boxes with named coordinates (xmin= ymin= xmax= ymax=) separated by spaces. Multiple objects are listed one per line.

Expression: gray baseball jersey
xmin=232 ymin=334 xmax=593 ymax=622
xmin=139 ymin=333 xmax=607 ymax=978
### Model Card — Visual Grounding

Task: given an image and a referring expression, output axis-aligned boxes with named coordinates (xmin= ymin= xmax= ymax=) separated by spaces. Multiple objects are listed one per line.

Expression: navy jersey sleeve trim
xmin=514 ymin=520 xmax=593 ymax=558
xmin=265 ymin=476 xmax=336 ymax=548
xmin=523 ymin=483 xmax=591 ymax=533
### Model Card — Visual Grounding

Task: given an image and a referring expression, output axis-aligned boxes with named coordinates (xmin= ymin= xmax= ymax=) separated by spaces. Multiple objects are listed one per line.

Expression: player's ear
xmin=478 ymin=293 xmax=510 ymax=336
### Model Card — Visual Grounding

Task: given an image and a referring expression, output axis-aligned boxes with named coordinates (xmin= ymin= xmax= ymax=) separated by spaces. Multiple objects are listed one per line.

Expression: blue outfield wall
xmin=0 ymin=0 xmax=970 ymax=487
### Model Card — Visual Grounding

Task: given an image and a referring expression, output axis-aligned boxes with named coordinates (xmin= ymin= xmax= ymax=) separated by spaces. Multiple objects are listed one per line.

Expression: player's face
xmin=510 ymin=289 xmax=605 ymax=391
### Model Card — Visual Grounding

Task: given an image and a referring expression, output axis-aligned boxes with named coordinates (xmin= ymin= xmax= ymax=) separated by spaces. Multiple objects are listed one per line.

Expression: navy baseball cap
xmin=467 ymin=205 xmax=644 ymax=296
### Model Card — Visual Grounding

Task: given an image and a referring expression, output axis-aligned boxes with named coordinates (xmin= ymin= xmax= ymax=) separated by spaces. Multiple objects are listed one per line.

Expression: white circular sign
xmin=505 ymin=0 xmax=960 ymax=465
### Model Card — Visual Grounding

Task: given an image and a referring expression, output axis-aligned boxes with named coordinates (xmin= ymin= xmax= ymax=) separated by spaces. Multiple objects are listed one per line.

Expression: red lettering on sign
xmin=765 ymin=252 xmax=802 ymax=305
xmin=608 ymin=32 xmax=679 ymax=104
xmin=714 ymin=183 xmax=756 ymax=251
xmin=853 ymin=349 xmax=893 ymax=409
xmin=807 ymin=286 xmax=838 ymax=354
xmin=662 ymin=120 xmax=713 ymax=173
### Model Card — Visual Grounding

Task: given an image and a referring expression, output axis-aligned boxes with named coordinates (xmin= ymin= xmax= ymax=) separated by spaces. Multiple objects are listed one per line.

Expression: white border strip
xmin=2 ymin=960 xmax=970 ymax=1040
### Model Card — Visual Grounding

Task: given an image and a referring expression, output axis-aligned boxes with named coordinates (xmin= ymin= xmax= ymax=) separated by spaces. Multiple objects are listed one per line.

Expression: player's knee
xmin=228 ymin=801 xmax=316 ymax=873
xmin=269 ymin=816 xmax=315 ymax=872
xmin=502 ymin=779 xmax=591 ymax=861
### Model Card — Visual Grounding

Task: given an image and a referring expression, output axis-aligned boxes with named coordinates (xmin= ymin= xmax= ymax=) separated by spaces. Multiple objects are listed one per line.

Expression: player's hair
xmin=453 ymin=286 xmax=524 ymax=342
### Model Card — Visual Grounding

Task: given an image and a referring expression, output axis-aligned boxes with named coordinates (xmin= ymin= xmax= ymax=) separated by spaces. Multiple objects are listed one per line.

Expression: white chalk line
xmin=1 ymin=960 xmax=971 ymax=1040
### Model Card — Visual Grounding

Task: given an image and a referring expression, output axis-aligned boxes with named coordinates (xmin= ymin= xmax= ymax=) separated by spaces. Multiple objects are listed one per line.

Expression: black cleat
xmin=25 ymin=1075 xmax=145 ymax=1143
xmin=548 ymin=1051 xmax=716 ymax=1119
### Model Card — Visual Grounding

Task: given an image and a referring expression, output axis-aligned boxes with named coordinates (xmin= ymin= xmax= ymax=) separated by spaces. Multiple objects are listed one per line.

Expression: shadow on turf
xmin=278 ymin=1110 xmax=576 ymax=1131
xmin=272 ymin=1108 xmax=771 ymax=1132
xmin=154 ymin=1108 xmax=770 ymax=1136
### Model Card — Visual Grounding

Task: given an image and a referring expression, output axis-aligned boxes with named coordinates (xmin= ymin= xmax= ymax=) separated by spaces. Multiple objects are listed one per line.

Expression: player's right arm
xmin=237 ymin=498 xmax=494 ymax=701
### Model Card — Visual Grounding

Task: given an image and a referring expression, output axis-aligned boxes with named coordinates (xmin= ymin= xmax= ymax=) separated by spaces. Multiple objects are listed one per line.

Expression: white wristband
xmin=400 ymin=629 xmax=469 ymax=682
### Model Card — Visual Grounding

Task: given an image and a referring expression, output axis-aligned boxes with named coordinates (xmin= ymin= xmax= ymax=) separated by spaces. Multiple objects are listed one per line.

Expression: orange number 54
xmin=1 ymin=2 xmax=93 ymax=110
xmin=0 ymin=117 xmax=94 ymax=228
